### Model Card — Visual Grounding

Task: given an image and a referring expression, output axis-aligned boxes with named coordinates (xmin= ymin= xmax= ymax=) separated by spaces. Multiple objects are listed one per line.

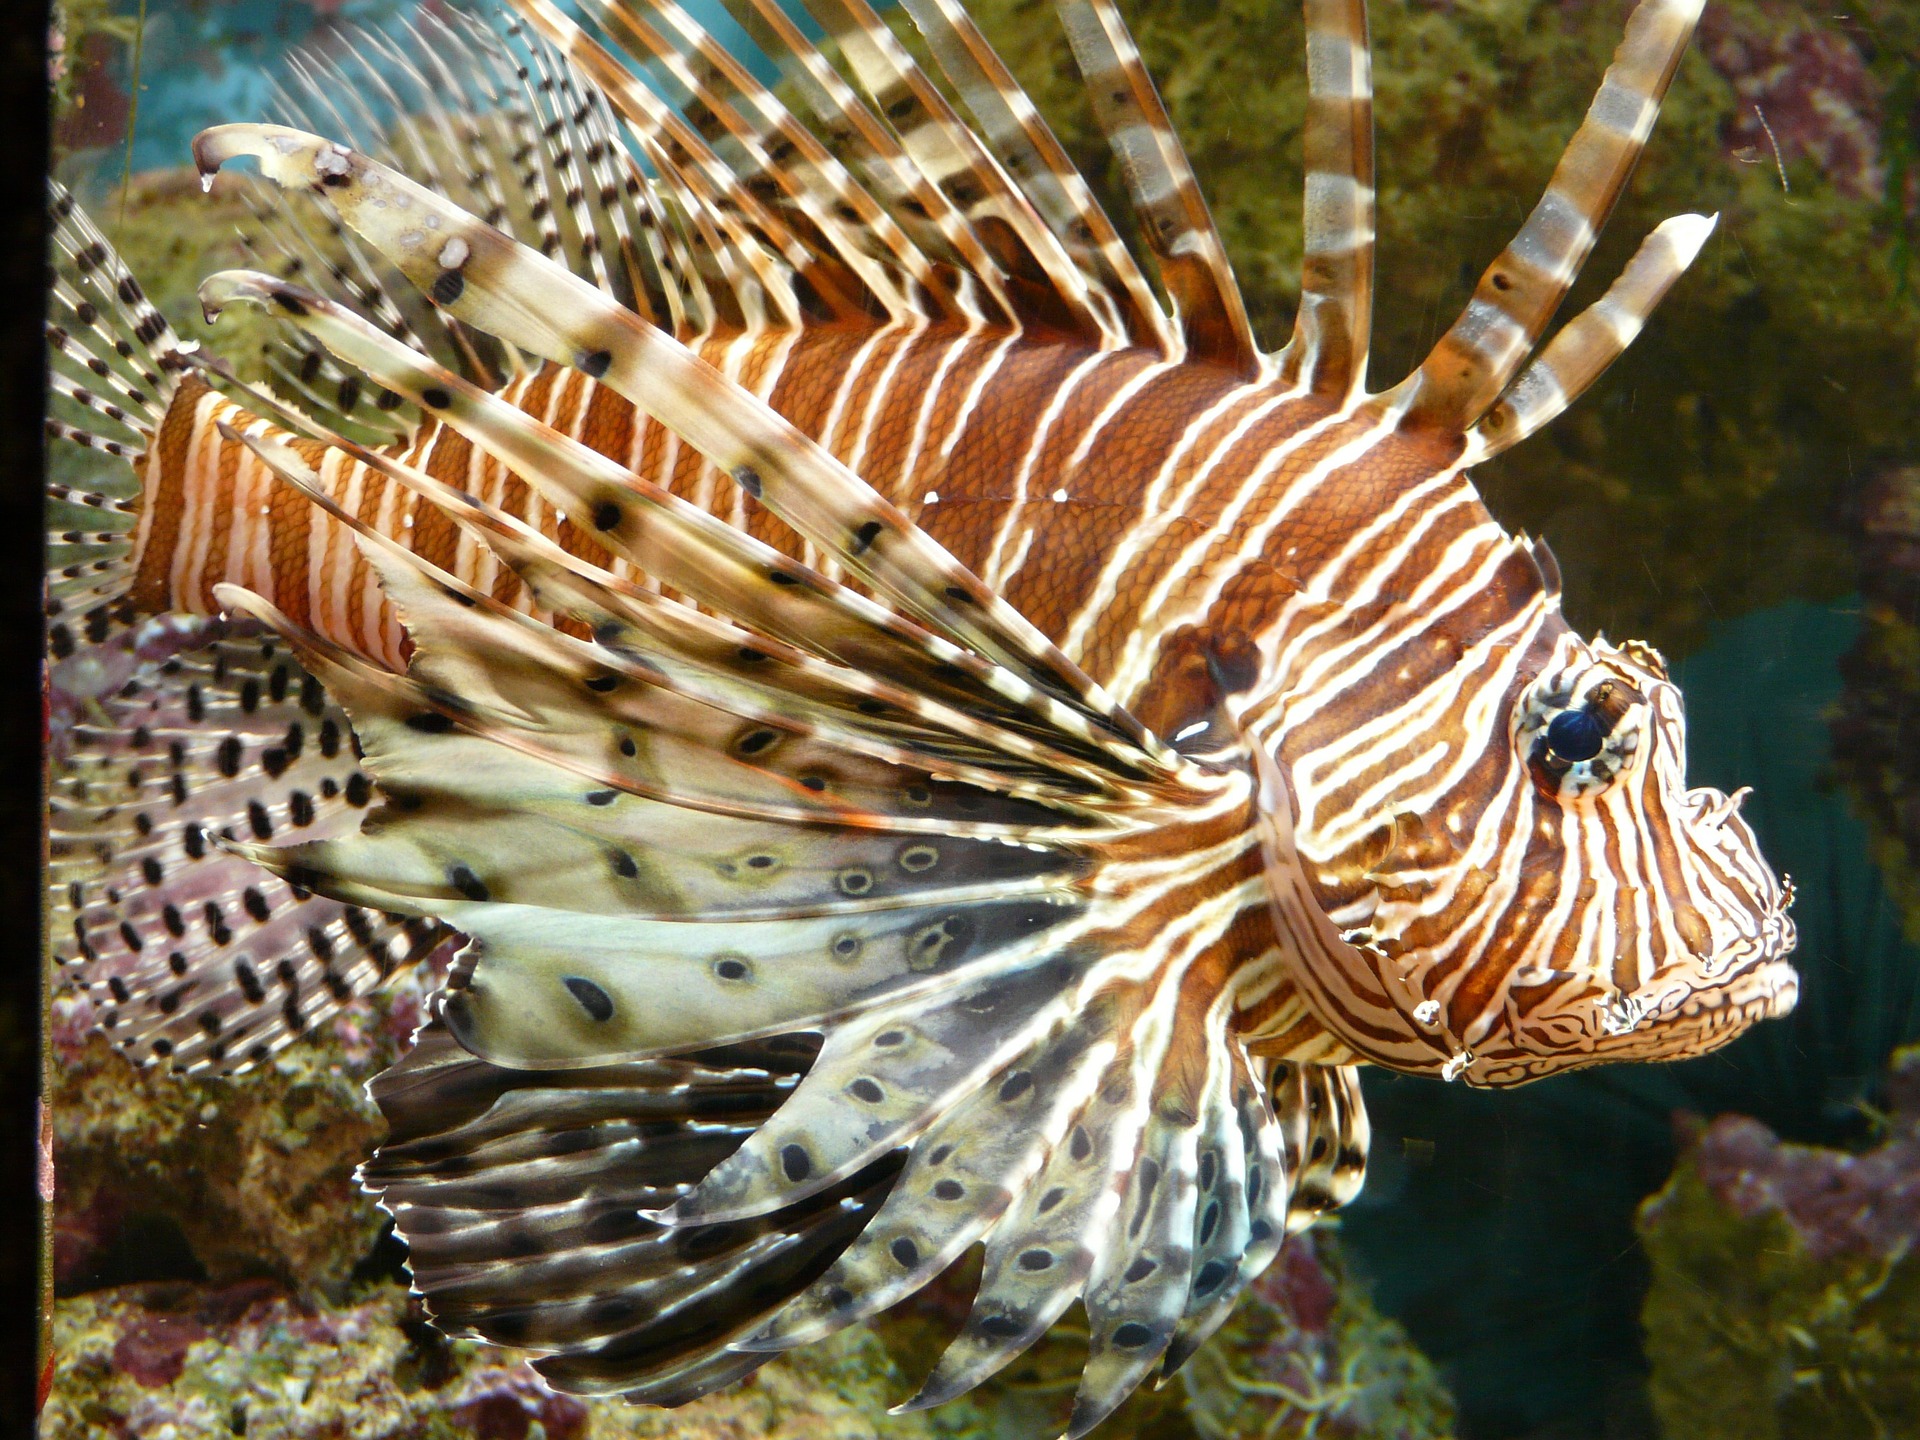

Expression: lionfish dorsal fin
xmin=810 ymin=0 xmax=1126 ymax=338
xmin=1053 ymin=0 xmax=1260 ymax=375
xmin=727 ymin=0 xmax=1015 ymax=327
xmin=515 ymin=0 xmax=923 ymax=327
xmin=1469 ymin=211 xmax=1717 ymax=460
xmin=245 ymin=5 xmax=714 ymax=411
xmin=1277 ymin=0 xmax=1375 ymax=401
xmin=1385 ymin=0 xmax=1706 ymax=435
xmin=197 ymin=128 xmax=1173 ymax=769
xmin=887 ymin=0 xmax=1172 ymax=349
xmin=588 ymin=0 xmax=944 ymax=322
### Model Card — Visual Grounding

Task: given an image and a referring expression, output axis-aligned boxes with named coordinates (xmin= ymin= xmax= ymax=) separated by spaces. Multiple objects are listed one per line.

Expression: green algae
xmin=1640 ymin=1171 xmax=1920 ymax=1440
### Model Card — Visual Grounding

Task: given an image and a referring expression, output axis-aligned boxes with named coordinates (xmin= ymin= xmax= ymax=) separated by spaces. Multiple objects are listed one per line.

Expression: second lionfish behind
xmin=48 ymin=0 xmax=1799 ymax=1426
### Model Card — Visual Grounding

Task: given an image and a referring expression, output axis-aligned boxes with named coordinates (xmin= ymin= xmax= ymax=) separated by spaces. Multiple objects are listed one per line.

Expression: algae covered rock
xmin=42 ymin=1274 xmax=1036 ymax=1440
xmin=1638 ymin=1045 xmax=1920 ymax=1439
xmin=1834 ymin=464 xmax=1920 ymax=947
xmin=1180 ymin=1232 xmax=1455 ymax=1440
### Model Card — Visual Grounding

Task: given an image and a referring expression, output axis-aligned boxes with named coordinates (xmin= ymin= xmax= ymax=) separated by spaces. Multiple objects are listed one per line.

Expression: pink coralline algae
xmin=1696 ymin=4 xmax=1885 ymax=200
xmin=1686 ymin=1046 xmax=1920 ymax=1262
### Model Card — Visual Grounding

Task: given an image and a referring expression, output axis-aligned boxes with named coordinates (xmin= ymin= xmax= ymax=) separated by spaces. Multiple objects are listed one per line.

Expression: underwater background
xmin=42 ymin=0 xmax=1920 ymax=1437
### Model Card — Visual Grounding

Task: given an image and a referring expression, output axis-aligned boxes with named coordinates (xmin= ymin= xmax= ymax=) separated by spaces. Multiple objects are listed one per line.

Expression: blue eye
xmin=1546 ymin=709 xmax=1605 ymax=762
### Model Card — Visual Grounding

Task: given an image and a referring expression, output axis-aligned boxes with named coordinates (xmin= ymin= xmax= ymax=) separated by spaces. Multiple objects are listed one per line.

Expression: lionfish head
xmin=1291 ymin=625 xmax=1799 ymax=1088
xmin=1497 ymin=632 xmax=1799 ymax=1070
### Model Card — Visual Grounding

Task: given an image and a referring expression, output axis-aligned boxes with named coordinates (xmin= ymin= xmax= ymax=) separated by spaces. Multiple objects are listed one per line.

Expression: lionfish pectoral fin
xmin=1468 ymin=212 xmax=1717 ymax=461
xmin=1383 ymin=0 xmax=1707 ymax=435
xmin=360 ymin=1019 xmax=897 ymax=1404
xmin=197 ymin=128 xmax=1170 ymax=769
xmin=50 ymin=619 xmax=443 ymax=1073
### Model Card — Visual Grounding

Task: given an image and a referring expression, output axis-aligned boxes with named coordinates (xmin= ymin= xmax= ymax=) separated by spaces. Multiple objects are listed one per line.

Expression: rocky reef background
xmin=43 ymin=1 xmax=1920 ymax=1438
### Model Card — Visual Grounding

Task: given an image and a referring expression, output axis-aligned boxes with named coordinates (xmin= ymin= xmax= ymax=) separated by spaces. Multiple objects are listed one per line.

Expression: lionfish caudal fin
xmin=119 ymin=0 xmax=1714 ymax=1414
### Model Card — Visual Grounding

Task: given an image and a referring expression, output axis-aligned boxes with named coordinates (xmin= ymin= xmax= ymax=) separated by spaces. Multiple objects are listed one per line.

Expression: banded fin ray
xmin=1388 ymin=0 xmax=1708 ymax=433
xmin=362 ymin=1024 xmax=903 ymax=1405
xmin=886 ymin=0 xmax=1170 ymax=347
xmin=1467 ymin=211 xmax=1717 ymax=460
xmin=1278 ymin=0 xmax=1375 ymax=399
xmin=520 ymin=0 xmax=930 ymax=325
xmin=1053 ymin=0 xmax=1260 ymax=374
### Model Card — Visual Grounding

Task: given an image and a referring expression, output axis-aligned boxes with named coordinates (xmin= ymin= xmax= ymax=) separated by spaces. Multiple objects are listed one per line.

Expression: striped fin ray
xmin=1052 ymin=0 xmax=1259 ymax=374
xmin=1277 ymin=0 xmax=1374 ymax=399
xmin=1469 ymin=212 xmax=1717 ymax=460
xmin=196 ymin=272 xmax=1156 ymax=780
xmin=723 ymin=0 xmax=1008 ymax=324
xmin=794 ymin=0 xmax=1110 ymax=335
xmin=886 ymin=0 xmax=1169 ymax=348
xmin=188 ymin=137 xmax=1173 ymax=770
xmin=1389 ymin=0 xmax=1705 ymax=434
xmin=504 ymin=0 xmax=860 ymax=329
xmin=490 ymin=6 xmax=718 ymax=331
xmin=50 ymin=625 xmax=444 ymax=1072
xmin=361 ymin=1025 xmax=902 ymax=1404
xmin=531 ymin=0 xmax=932 ymax=323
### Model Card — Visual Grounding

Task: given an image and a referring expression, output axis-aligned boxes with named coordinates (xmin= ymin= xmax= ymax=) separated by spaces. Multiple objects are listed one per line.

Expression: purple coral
xmin=1697 ymin=3 xmax=1885 ymax=199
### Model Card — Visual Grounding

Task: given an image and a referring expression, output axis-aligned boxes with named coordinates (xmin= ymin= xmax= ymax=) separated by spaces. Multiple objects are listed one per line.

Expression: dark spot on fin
xmin=562 ymin=975 xmax=614 ymax=1022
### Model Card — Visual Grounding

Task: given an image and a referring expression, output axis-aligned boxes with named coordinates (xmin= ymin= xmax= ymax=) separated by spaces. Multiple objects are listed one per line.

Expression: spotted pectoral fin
xmin=430 ymin=895 xmax=1080 ymax=1070
xmin=202 ymin=272 xmax=1163 ymax=792
xmin=50 ymin=623 xmax=443 ymax=1073
xmin=362 ymin=1022 xmax=900 ymax=1404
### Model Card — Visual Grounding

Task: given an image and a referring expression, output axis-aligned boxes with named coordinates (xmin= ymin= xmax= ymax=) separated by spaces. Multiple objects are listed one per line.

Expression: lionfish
xmin=47 ymin=0 xmax=1799 ymax=1426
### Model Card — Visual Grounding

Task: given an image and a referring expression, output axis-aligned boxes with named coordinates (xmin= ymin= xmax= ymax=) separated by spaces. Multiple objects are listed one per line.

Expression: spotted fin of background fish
xmin=44 ymin=0 xmax=1797 ymax=1424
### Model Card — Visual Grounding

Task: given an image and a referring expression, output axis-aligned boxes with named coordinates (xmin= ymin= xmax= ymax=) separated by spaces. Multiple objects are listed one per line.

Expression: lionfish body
xmin=47 ymin=0 xmax=1796 ymax=1423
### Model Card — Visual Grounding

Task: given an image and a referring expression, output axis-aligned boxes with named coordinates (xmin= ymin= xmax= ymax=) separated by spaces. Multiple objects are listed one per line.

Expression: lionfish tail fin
xmin=1279 ymin=0 xmax=1375 ymax=401
xmin=44 ymin=182 xmax=195 ymax=649
xmin=1387 ymin=0 xmax=1705 ymax=434
xmin=1469 ymin=211 xmax=1716 ymax=461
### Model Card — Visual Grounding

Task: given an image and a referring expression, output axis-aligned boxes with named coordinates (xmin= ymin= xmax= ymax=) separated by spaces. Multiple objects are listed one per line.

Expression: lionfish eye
xmin=1545 ymin=709 xmax=1605 ymax=762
